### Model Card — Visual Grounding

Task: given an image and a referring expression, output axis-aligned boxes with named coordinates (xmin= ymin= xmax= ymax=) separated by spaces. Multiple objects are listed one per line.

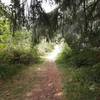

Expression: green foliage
xmin=0 ymin=44 xmax=6 ymax=50
xmin=57 ymin=0 xmax=100 ymax=50
xmin=58 ymin=63 xmax=100 ymax=100
xmin=0 ymin=47 xmax=39 ymax=64
xmin=71 ymin=49 xmax=99 ymax=67
xmin=0 ymin=26 xmax=40 ymax=80
xmin=0 ymin=17 xmax=41 ymax=80
xmin=57 ymin=43 xmax=100 ymax=100
xmin=0 ymin=48 xmax=40 ymax=79
xmin=0 ymin=64 xmax=23 ymax=79
xmin=56 ymin=44 xmax=72 ymax=63
xmin=0 ymin=18 xmax=10 ymax=34
xmin=57 ymin=44 xmax=100 ymax=67
xmin=90 ymin=63 xmax=100 ymax=83
xmin=10 ymin=30 xmax=31 ymax=50
xmin=57 ymin=46 xmax=100 ymax=100
xmin=37 ymin=41 xmax=54 ymax=55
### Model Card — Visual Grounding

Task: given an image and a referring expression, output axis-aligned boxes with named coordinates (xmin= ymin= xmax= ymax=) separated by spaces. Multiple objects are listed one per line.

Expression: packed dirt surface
xmin=25 ymin=61 xmax=63 ymax=100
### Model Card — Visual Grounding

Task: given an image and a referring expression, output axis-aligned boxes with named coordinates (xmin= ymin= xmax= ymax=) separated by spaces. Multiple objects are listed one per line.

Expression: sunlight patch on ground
xmin=47 ymin=45 xmax=62 ymax=61
xmin=37 ymin=67 xmax=41 ymax=71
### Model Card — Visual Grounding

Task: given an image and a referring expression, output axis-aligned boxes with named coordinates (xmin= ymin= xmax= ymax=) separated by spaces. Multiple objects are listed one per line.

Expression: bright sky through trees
xmin=1 ymin=0 xmax=58 ymax=13
xmin=47 ymin=45 xmax=63 ymax=61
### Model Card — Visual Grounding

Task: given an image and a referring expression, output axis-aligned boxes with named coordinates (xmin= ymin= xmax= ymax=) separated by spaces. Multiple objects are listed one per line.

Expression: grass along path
xmin=0 ymin=45 xmax=63 ymax=100
xmin=0 ymin=61 xmax=63 ymax=100
xmin=0 ymin=64 xmax=38 ymax=100
xmin=57 ymin=63 xmax=100 ymax=100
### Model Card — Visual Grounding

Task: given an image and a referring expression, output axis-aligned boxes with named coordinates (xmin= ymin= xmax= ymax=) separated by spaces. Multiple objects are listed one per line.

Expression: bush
xmin=72 ymin=49 xmax=99 ymax=67
xmin=90 ymin=63 xmax=100 ymax=83
xmin=57 ymin=45 xmax=100 ymax=100
xmin=56 ymin=44 xmax=72 ymax=63
xmin=0 ymin=64 xmax=23 ymax=79
xmin=0 ymin=48 xmax=40 ymax=79
xmin=0 ymin=48 xmax=40 ymax=65
xmin=57 ymin=46 xmax=100 ymax=67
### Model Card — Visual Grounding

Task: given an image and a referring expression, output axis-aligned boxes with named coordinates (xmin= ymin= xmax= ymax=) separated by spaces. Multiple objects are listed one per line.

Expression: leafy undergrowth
xmin=0 ymin=64 xmax=24 ymax=80
xmin=57 ymin=63 xmax=100 ymax=100
xmin=56 ymin=44 xmax=100 ymax=100
xmin=0 ymin=64 xmax=39 ymax=100
xmin=0 ymin=47 xmax=42 ymax=80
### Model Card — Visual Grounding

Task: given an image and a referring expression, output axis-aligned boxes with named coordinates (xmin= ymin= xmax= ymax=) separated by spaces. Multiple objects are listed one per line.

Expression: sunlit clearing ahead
xmin=47 ymin=45 xmax=62 ymax=61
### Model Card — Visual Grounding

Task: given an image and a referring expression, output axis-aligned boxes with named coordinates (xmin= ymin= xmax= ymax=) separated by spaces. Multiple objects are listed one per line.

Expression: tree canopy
xmin=0 ymin=0 xmax=100 ymax=48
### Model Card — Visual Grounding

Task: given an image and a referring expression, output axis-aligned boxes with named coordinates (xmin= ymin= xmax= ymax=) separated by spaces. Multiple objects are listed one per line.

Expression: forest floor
xmin=0 ymin=61 xmax=63 ymax=100
xmin=25 ymin=61 xmax=63 ymax=100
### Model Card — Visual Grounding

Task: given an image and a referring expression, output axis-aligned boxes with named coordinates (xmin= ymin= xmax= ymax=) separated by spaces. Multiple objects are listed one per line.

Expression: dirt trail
xmin=25 ymin=61 xmax=63 ymax=100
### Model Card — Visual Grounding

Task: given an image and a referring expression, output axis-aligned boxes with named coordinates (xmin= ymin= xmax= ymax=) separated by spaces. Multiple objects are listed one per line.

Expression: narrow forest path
xmin=25 ymin=61 xmax=63 ymax=100
xmin=0 ymin=45 xmax=63 ymax=100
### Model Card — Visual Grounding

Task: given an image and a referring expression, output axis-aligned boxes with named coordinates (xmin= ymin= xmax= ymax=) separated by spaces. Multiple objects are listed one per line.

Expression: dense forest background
xmin=0 ymin=0 xmax=100 ymax=100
